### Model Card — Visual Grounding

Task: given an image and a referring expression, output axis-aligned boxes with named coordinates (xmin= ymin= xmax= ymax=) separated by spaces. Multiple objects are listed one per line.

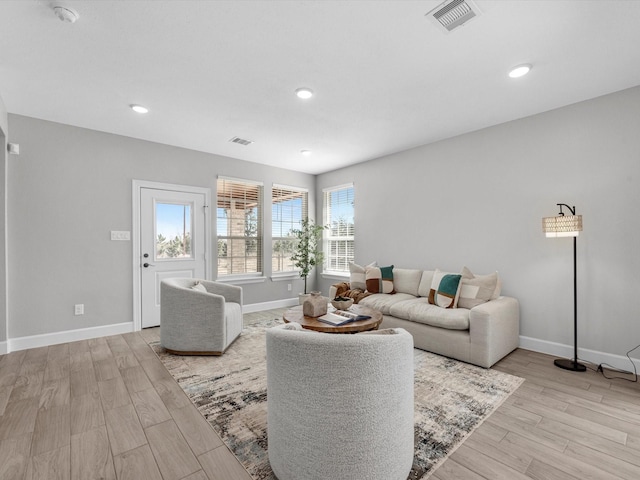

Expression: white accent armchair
xmin=160 ymin=278 xmax=243 ymax=355
xmin=266 ymin=323 xmax=415 ymax=480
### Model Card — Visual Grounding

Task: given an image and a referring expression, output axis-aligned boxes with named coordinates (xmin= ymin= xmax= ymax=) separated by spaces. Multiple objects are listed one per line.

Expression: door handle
xmin=143 ymin=263 xmax=155 ymax=268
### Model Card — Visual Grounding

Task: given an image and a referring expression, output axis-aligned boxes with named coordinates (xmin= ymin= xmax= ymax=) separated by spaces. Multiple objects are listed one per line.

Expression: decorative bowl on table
xmin=331 ymin=297 xmax=354 ymax=310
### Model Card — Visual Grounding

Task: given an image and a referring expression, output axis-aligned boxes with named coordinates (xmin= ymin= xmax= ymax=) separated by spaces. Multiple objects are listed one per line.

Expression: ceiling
xmin=1 ymin=1 xmax=640 ymax=175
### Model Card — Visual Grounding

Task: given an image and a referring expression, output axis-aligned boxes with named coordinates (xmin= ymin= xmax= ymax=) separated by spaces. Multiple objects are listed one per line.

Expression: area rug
xmin=151 ymin=319 xmax=523 ymax=479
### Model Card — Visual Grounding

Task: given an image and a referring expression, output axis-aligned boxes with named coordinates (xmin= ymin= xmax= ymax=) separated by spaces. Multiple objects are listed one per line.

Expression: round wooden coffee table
xmin=283 ymin=304 xmax=383 ymax=333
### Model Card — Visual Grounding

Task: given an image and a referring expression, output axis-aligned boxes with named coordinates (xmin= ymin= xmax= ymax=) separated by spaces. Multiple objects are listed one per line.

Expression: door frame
xmin=132 ymin=180 xmax=212 ymax=331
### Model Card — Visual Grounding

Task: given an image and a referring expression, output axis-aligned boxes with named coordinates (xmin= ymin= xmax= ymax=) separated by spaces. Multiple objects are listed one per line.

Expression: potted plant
xmin=290 ymin=218 xmax=326 ymax=301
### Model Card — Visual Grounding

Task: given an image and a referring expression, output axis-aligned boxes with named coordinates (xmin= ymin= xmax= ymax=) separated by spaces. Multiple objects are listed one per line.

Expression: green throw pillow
xmin=428 ymin=269 xmax=462 ymax=309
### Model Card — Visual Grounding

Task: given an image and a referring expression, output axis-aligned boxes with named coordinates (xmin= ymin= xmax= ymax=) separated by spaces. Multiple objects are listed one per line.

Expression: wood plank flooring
xmin=433 ymin=349 xmax=640 ymax=480
xmin=0 ymin=308 xmax=638 ymax=479
xmin=0 ymin=331 xmax=250 ymax=480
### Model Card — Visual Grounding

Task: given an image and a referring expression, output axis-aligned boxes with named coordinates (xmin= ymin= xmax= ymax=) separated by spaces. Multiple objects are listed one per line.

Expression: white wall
xmin=7 ymin=115 xmax=314 ymax=341
xmin=317 ymin=86 xmax=640 ymax=365
xmin=6 ymin=86 xmax=640 ymax=364
xmin=0 ymin=93 xmax=7 ymax=135
xmin=0 ymin=93 xmax=7 ymax=349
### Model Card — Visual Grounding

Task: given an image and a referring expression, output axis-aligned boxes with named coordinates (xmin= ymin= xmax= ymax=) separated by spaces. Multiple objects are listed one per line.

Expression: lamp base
xmin=554 ymin=358 xmax=587 ymax=372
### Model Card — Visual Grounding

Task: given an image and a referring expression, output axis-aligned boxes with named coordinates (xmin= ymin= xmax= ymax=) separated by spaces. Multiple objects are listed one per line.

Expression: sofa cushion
xmin=349 ymin=261 xmax=376 ymax=290
xmin=365 ymin=265 xmax=395 ymax=294
xmin=191 ymin=282 xmax=207 ymax=293
xmin=392 ymin=268 xmax=423 ymax=296
xmin=428 ymin=269 xmax=462 ymax=309
xmin=458 ymin=266 xmax=499 ymax=309
xmin=389 ymin=298 xmax=470 ymax=330
xmin=359 ymin=293 xmax=416 ymax=315
xmin=492 ymin=278 xmax=502 ymax=300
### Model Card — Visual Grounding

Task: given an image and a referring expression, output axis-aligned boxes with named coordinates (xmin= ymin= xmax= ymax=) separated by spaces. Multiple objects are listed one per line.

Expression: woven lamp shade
xmin=542 ymin=215 xmax=582 ymax=237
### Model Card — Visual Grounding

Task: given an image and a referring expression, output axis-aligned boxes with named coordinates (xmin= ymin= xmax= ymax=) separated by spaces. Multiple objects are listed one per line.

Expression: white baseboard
xmin=7 ymin=322 xmax=134 ymax=353
xmin=244 ymin=298 xmax=299 ymax=313
xmin=4 ymin=312 xmax=636 ymax=376
xmin=519 ymin=335 xmax=640 ymax=373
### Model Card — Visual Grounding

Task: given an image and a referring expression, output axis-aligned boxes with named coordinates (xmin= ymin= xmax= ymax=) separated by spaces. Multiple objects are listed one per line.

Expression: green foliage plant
xmin=290 ymin=218 xmax=326 ymax=294
xmin=157 ymin=233 xmax=191 ymax=258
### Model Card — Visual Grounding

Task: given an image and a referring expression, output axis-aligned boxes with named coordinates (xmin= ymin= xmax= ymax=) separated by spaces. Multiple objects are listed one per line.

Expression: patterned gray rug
xmin=151 ymin=318 xmax=523 ymax=479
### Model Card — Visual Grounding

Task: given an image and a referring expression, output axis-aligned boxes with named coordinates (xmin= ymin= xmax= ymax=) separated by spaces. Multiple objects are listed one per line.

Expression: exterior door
xmin=140 ymin=187 xmax=207 ymax=328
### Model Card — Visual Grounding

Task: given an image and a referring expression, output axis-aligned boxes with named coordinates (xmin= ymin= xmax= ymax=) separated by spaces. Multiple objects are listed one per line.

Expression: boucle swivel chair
xmin=266 ymin=322 xmax=415 ymax=480
xmin=160 ymin=278 xmax=242 ymax=355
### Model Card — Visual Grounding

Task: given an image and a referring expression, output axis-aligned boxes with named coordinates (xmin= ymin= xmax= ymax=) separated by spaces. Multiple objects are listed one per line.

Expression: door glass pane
xmin=156 ymin=202 xmax=193 ymax=259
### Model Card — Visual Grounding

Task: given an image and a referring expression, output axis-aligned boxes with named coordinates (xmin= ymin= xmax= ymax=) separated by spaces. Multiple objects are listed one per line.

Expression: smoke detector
xmin=426 ymin=0 xmax=481 ymax=33
xmin=53 ymin=5 xmax=80 ymax=23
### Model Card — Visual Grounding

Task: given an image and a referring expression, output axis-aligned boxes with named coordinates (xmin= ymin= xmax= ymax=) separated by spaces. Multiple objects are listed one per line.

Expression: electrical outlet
xmin=74 ymin=304 xmax=84 ymax=315
xmin=287 ymin=283 xmax=292 ymax=291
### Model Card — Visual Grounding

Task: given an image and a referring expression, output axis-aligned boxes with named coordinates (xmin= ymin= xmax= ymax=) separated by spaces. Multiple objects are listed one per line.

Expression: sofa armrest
xmin=468 ymin=296 xmax=520 ymax=367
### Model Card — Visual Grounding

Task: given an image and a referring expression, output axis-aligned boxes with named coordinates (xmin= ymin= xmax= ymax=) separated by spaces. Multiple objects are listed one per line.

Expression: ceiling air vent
xmin=426 ymin=0 xmax=481 ymax=33
xmin=229 ymin=136 xmax=254 ymax=146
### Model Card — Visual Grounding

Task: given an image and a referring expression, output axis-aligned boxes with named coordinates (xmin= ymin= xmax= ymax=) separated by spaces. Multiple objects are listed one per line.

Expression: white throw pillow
xmin=349 ymin=261 xmax=377 ymax=290
xmin=458 ymin=266 xmax=500 ymax=309
xmin=191 ymin=282 xmax=207 ymax=293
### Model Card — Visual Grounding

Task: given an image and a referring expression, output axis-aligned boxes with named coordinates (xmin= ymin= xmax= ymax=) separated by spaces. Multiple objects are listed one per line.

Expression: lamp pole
xmin=552 ymin=204 xmax=586 ymax=372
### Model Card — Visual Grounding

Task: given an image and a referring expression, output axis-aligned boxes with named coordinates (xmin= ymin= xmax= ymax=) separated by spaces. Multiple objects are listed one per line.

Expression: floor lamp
xmin=542 ymin=203 xmax=586 ymax=372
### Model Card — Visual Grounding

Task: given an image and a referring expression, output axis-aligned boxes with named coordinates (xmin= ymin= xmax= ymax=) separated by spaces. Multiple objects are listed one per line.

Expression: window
xmin=323 ymin=184 xmax=354 ymax=274
xmin=217 ymin=177 xmax=263 ymax=276
xmin=155 ymin=202 xmax=192 ymax=259
xmin=272 ymin=185 xmax=308 ymax=273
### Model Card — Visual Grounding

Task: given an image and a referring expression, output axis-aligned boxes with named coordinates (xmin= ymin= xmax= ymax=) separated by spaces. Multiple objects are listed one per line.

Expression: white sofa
xmin=330 ymin=268 xmax=519 ymax=368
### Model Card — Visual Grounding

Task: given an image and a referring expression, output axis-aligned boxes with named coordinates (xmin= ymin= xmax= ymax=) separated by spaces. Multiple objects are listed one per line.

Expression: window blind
xmin=272 ymin=185 xmax=308 ymax=273
xmin=216 ymin=177 xmax=263 ymax=276
xmin=323 ymin=184 xmax=355 ymax=273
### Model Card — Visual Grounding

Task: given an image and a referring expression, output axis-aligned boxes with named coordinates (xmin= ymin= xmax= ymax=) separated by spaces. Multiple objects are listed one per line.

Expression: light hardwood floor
xmin=434 ymin=349 xmax=640 ymax=480
xmin=0 ymin=330 xmax=250 ymax=480
xmin=0 ymin=309 xmax=638 ymax=480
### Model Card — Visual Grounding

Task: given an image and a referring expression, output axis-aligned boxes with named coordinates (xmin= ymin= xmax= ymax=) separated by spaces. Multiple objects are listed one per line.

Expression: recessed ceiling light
xmin=300 ymin=150 xmax=312 ymax=156
xmin=53 ymin=5 xmax=79 ymax=23
xmin=295 ymin=88 xmax=314 ymax=100
xmin=130 ymin=104 xmax=149 ymax=114
xmin=508 ymin=64 xmax=532 ymax=78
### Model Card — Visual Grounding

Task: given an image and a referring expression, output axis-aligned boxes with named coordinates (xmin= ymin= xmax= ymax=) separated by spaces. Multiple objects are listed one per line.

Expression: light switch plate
xmin=111 ymin=231 xmax=131 ymax=241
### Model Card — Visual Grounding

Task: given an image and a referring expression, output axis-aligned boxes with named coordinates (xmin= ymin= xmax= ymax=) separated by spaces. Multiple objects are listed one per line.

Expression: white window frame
xmin=323 ymin=183 xmax=355 ymax=276
xmin=216 ymin=176 xmax=264 ymax=280
xmin=271 ymin=184 xmax=309 ymax=277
